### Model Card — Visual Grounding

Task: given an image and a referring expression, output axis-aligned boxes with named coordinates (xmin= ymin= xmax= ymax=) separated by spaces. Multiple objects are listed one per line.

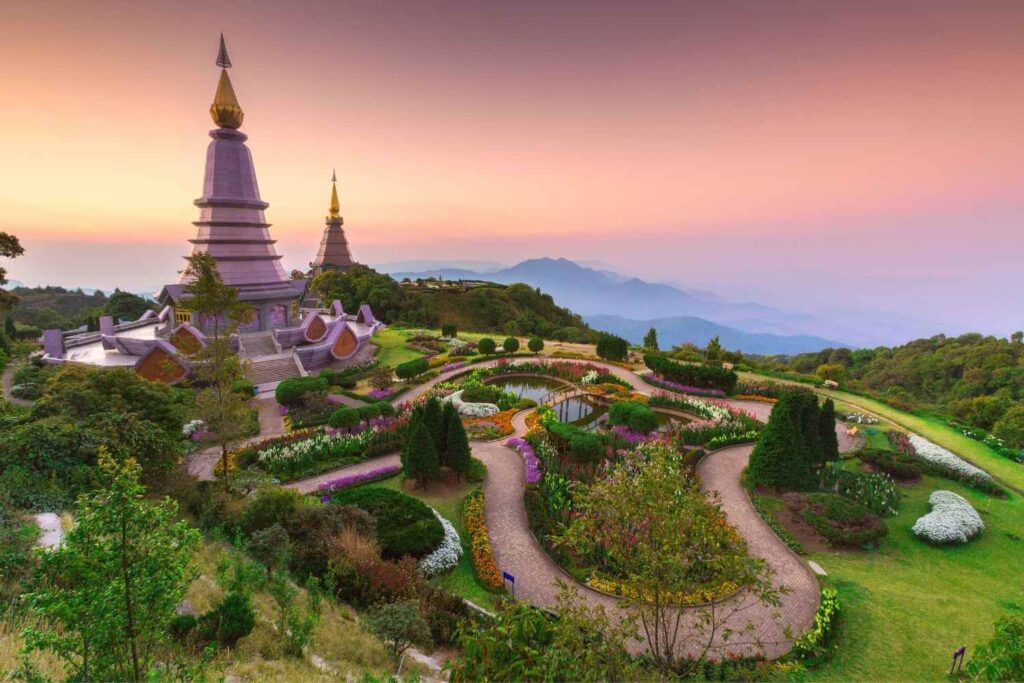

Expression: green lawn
xmin=741 ymin=371 xmax=1024 ymax=492
xmin=364 ymin=475 xmax=502 ymax=611
xmin=805 ymin=474 xmax=1024 ymax=681
xmin=372 ymin=327 xmax=426 ymax=367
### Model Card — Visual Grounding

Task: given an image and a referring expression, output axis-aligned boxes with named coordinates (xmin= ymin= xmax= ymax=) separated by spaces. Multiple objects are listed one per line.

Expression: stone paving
xmin=186 ymin=396 xmax=286 ymax=480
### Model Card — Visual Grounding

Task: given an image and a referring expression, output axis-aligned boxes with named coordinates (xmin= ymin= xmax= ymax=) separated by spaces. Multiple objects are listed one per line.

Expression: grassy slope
xmin=372 ymin=327 xmax=426 ymax=367
xmin=740 ymin=371 xmax=1024 ymax=491
xmin=806 ymin=475 xmax=1024 ymax=681
xmin=370 ymin=475 xmax=502 ymax=611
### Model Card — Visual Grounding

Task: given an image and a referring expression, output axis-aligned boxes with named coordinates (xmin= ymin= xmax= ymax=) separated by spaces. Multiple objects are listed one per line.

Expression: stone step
xmin=240 ymin=334 xmax=278 ymax=358
xmin=246 ymin=356 xmax=300 ymax=384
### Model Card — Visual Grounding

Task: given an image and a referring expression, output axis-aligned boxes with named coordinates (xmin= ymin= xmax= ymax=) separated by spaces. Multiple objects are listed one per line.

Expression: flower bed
xmin=787 ymin=492 xmax=888 ymax=548
xmin=732 ymin=394 xmax=778 ymax=403
xmin=643 ymin=354 xmax=738 ymax=393
xmin=237 ymin=417 xmax=406 ymax=481
xmin=912 ymin=490 xmax=984 ymax=545
xmin=445 ymin=389 xmax=499 ymax=417
xmin=463 ymin=409 xmax=515 ymax=440
xmin=793 ymin=588 xmax=840 ymax=661
xmin=506 ymin=437 xmax=542 ymax=483
xmin=419 ymin=508 xmax=463 ymax=576
xmin=316 ymin=464 xmax=402 ymax=493
xmin=819 ymin=464 xmax=899 ymax=516
xmin=464 ymin=490 xmax=503 ymax=591
xmin=885 ymin=432 xmax=1006 ymax=496
xmin=907 ymin=434 xmax=994 ymax=483
xmin=646 ymin=374 xmax=727 ymax=398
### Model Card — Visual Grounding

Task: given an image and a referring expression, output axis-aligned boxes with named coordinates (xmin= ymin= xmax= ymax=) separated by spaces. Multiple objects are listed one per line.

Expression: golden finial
xmin=210 ymin=34 xmax=244 ymax=129
xmin=327 ymin=168 xmax=341 ymax=220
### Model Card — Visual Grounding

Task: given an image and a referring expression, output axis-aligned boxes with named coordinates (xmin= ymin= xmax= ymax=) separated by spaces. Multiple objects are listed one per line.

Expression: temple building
xmin=38 ymin=37 xmax=383 ymax=386
xmin=309 ymin=170 xmax=357 ymax=275
xmin=158 ymin=35 xmax=305 ymax=332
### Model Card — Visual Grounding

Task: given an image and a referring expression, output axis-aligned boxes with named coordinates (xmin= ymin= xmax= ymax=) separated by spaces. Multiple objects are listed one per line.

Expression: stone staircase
xmin=246 ymin=355 xmax=301 ymax=385
xmin=240 ymin=333 xmax=278 ymax=359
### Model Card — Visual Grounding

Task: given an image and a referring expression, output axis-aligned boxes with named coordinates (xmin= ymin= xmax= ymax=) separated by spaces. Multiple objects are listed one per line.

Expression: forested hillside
xmin=311 ymin=266 xmax=597 ymax=342
xmin=5 ymin=286 xmax=153 ymax=336
xmin=757 ymin=333 xmax=1024 ymax=447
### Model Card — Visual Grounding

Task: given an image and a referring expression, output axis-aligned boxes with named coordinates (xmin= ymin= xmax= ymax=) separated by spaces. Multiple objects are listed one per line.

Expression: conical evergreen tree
xmin=819 ymin=398 xmax=840 ymax=464
xmin=445 ymin=406 xmax=472 ymax=477
xmin=422 ymin=397 xmax=445 ymax=455
xmin=400 ymin=410 xmax=424 ymax=472
xmin=748 ymin=396 xmax=799 ymax=489
xmin=404 ymin=420 xmax=440 ymax=486
xmin=439 ymin=401 xmax=461 ymax=468
xmin=797 ymin=392 xmax=823 ymax=488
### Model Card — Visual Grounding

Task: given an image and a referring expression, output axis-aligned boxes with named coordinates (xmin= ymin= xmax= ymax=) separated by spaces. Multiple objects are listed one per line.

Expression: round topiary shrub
xmin=328 ymin=407 xmax=361 ymax=430
xmin=503 ymin=337 xmax=520 ymax=354
xmin=328 ymin=486 xmax=443 ymax=558
xmin=396 ymin=358 xmax=429 ymax=380
xmin=357 ymin=403 xmax=382 ymax=422
xmin=478 ymin=338 xmax=496 ymax=355
xmin=528 ymin=336 xmax=544 ymax=354
xmin=275 ymin=376 xmax=328 ymax=407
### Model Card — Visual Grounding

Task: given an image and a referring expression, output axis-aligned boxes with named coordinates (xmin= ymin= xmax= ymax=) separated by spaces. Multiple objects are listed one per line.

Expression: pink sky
xmin=1 ymin=0 xmax=1021 ymax=338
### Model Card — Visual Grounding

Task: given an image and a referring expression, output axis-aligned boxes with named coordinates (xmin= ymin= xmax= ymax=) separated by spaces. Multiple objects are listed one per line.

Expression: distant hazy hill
xmin=584 ymin=313 xmax=842 ymax=355
xmin=388 ymin=257 xmax=849 ymax=352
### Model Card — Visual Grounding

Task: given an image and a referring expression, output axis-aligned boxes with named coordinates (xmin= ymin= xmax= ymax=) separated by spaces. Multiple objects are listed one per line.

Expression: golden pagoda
xmin=210 ymin=34 xmax=244 ymax=129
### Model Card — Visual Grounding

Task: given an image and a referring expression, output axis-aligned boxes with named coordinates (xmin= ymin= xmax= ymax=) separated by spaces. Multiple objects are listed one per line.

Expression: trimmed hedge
xmin=544 ymin=420 xmax=604 ymax=463
xmin=607 ymin=400 xmax=659 ymax=434
xmin=644 ymin=354 xmax=738 ymax=393
xmin=275 ymin=376 xmax=329 ymax=406
xmin=329 ymin=486 xmax=443 ymax=558
xmin=395 ymin=357 xmax=429 ymax=380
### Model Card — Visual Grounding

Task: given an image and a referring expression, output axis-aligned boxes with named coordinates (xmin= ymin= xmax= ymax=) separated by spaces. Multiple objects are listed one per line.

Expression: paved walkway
xmin=186 ymin=396 xmax=287 ymax=480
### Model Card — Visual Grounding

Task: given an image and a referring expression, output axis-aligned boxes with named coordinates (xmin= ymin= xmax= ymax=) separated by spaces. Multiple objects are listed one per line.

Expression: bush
xmin=790 ymin=492 xmax=887 ymax=548
xmin=377 ymin=402 xmax=397 ymax=417
xmin=461 ymin=384 xmax=499 ymax=404
xmin=357 ymin=403 xmax=382 ymax=421
xmin=275 ymin=376 xmax=328 ymax=407
xmin=168 ymin=614 xmax=197 ymax=642
xmin=545 ymin=420 xmax=604 ymax=463
xmin=329 ymin=486 xmax=443 ymax=558
xmin=515 ymin=397 xmax=538 ymax=410
xmin=644 ymin=354 xmax=738 ymax=393
xmin=441 ymin=323 xmax=457 ymax=338
xmin=859 ymin=448 xmax=921 ymax=480
xmin=198 ymin=591 xmax=256 ymax=648
xmin=328 ymin=407 xmax=361 ymax=430
xmin=595 ymin=334 xmax=628 ymax=361
xmin=528 ymin=336 xmax=544 ymax=354
xmin=818 ymin=464 xmax=899 ymax=516
xmin=478 ymin=337 xmax=496 ymax=355
xmin=231 ymin=379 xmax=256 ymax=397
xmin=503 ymin=337 xmax=520 ymax=354
xmin=607 ymin=400 xmax=659 ymax=434
xmin=912 ymin=490 xmax=984 ymax=545
xmin=242 ymin=487 xmax=303 ymax=536
xmin=395 ymin=357 xmax=429 ymax=381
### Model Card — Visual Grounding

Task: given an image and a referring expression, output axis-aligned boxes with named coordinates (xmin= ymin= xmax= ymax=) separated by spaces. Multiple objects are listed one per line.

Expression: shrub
xmin=168 ymin=614 xmax=197 ymax=642
xmin=912 ymin=490 xmax=984 ymax=545
xmin=357 ymin=403 xmax=381 ymax=421
xmin=241 ymin=487 xmax=303 ymax=536
xmin=461 ymin=384 xmax=499 ymax=404
xmin=859 ymin=448 xmax=922 ymax=480
xmin=644 ymin=354 xmax=738 ymax=393
xmin=441 ymin=323 xmax=457 ymax=338
xmin=478 ymin=337 xmax=497 ymax=355
xmin=275 ymin=376 xmax=328 ymax=407
xmin=364 ymin=599 xmax=432 ymax=662
xmin=231 ymin=379 xmax=256 ymax=397
xmin=545 ymin=420 xmax=604 ymax=462
xmin=327 ymin=406 xmax=361 ymax=430
xmin=198 ymin=591 xmax=256 ymax=648
xmin=607 ymin=400 xmax=659 ymax=434
xmin=791 ymin=492 xmax=887 ymax=548
xmin=403 ymin=420 xmax=441 ymax=484
xmin=964 ymin=616 xmax=1024 ymax=681
xmin=793 ymin=588 xmax=840 ymax=661
xmin=395 ymin=357 xmax=429 ymax=381
xmin=818 ymin=464 xmax=899 ymax=516
xmin=748 ymin=391 xmax=835 ymax=490
xmin=595 ymin=334 xmax=628 ymax=361
xmin=503 ymin=337 xmax=520 ymax=354
xmin=528 ymin=336 xmax=544 ymax=354
xmin=377 ymin=402 xmax=397 ymax=417
xmin=329 ymin=486 xmax=443 ymax=558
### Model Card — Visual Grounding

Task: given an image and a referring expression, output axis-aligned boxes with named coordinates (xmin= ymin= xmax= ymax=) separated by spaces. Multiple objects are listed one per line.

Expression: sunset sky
xmin=1 ymin=0 xmax=1021 ymax=339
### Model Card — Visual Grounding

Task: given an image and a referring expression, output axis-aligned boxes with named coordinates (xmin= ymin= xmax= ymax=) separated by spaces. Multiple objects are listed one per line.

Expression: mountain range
xmin=382 ymin=257 xmax=845 ymax=354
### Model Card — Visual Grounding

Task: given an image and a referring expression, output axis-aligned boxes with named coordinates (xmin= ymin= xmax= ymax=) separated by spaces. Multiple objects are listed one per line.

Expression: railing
xmin=539 ymin=384 xmax=590 ymax=407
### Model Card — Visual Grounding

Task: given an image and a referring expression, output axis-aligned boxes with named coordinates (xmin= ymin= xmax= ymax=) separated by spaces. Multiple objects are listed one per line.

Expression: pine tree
xmin=795 ymin=392 xmax=823 ymax=488
xmin=748 ymin=397 xmax=797 ymax=489
xmin=439 ymin=401 xmax=461 ymax=468
xmin=819 ymin=398 xmax=840 ymax=464
xmin=445 ymin=406 xmax=472 ymax=477
xmin=400 ymin=410 xmax=423 ymax=472
xmin=422 ymin=397 xmax=445 ymax=456
xmin=404 ymin=420 xmax=440 ymax=486
xmin=643 ymin=327 xmax=659 ymax=351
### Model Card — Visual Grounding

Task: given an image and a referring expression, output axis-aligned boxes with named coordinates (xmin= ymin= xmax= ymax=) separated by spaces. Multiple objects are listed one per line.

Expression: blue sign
xmin=502 ymin=571 xmax=515 ymax=584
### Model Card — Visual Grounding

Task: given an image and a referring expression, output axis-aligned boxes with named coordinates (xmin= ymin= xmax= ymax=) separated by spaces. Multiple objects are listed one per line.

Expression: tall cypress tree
xmin=748 ymin=396 xmax=799 ymax=489
xmin=422 ymin=397 xmax=445 ymax=456
xmin=445 ymin=408 xmax=473 ymax=477
xmin=439 ymin=401 xmax=461 ymax=468
xmin=819 ymin=398 xmax=840 ymax=464
xmin=797 ymin=392 xmax=824 ymax=488
xmin=404 ymin=420 xmax=440 ymax=486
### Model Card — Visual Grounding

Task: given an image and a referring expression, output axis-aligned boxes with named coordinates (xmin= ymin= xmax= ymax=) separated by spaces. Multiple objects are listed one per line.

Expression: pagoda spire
xmin=210 ymin=35 xmax=244 ymax=129
xmin=328 ymin=168 xmax=341 ymax=220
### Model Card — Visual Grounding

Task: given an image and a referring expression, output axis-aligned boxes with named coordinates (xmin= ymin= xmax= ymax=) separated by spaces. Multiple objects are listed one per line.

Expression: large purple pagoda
xmin=159 ymin=35 xmax=304 ymax=332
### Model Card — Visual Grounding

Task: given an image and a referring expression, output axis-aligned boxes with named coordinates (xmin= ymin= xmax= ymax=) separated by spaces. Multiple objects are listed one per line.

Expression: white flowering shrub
xmin=419 ymin=508 xmax=463 ymax=576
xmin=581 ymin=370 xmax=598 ymax=385
xmin=182 ymin=419 xmax=206 ymax=437
xmin=912 ymin=490 xmax=984 ymax=545
xmin=445 ymin=390 xmax=499 ymax=417
xmin=908 ymin=434 xmax=994 ymax=483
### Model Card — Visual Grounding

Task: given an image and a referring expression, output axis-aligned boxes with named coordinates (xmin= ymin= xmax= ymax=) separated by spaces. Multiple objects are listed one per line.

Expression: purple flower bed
xmin=609 ymin=424 xmax=662 ymax=445
xmin=317 ymin=464 xmax=402 ymax=494
xmin=442 ymin=361 xmax=467 ymax=373
xmin=647 ymin=375 xmax=727 ymax=398
xmin=507 ymin=437 xmax=542 ymax=484
xmin=368 ymin=388 xmax=394 ymax=400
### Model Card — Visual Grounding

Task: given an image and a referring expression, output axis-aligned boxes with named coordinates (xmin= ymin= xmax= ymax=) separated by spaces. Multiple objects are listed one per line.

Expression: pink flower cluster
xmin=442 ymin=361 xmax=467 ymax=373
xmin=318 ymin=464 xmax=402 ymax=496
xmin=609 ymin=424 xmax=661 ymax=444
xmin=368 ymin=388 xmax=394 ymax=400
xmin=506 ymin=437 xmax=542 ymax=484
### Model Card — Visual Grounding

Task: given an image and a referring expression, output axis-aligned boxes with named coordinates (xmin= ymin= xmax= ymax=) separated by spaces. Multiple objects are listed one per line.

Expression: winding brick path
xmin=280 ymin=358 xmax=852 ymax=659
